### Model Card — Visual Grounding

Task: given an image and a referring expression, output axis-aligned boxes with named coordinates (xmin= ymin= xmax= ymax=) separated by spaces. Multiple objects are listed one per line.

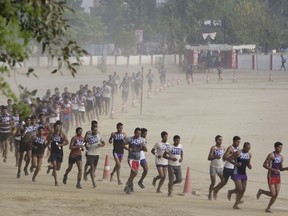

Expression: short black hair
xmin=38 ymin=126 xmax=45 ymax=131
xmin=215 ymin=135 xmax=222 ymax=141
xmin=161 ymin=131 xmax=168 ymax=138
xmin=134 ymin=127 xmax=141 ymax=133
xmin=76 ymin=127 xmax=83 ymax=133
xmin=233 ymin=136 xmax=241 ymax=142
xmin=173 ymin=135 xmax=180 ymax=141
xmin=274 ymin=142 xmax=283 ymax=148
xmin=117 ymin=122 xmax=123 ymax=128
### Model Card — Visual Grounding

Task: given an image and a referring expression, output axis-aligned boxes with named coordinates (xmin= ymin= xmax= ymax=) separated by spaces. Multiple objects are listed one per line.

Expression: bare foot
xmin=265 ymin=208 xmax=272 ymax=213
xmin=233 ymin=205 xmax=240 ymax=210
xmin=156 ymin=189 xmax=162 ymax=193
xmin=152 ymin=177 xmax=157 ymax=187
xmin=208 ymin=194 xmax=212 ymax=201
xmin=213 ymin=190 xmax=218 ymax=200
xmin=256 ymin=189 xmax=262 ymax=200
xmin=227 ymin=190 xmax=232 ymax=201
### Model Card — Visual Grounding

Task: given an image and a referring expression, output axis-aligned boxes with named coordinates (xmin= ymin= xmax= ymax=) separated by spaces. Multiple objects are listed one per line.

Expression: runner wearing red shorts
xmin=256 ymin=142 xmax=288 ymax=213
xmin=123 ymin=127 xmax=147 ymax=194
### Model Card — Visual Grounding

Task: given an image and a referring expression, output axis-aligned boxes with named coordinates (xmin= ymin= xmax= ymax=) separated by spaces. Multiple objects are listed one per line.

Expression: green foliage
xmin=65 ymin=6 xmax=106 ymax=46
xmin=0 ymin=0 xmax=88 ymax=113
xmin=114 ymin=31 xmax=137 ymax=55
xmin=156 ymin=0 xmax=288 ymax=52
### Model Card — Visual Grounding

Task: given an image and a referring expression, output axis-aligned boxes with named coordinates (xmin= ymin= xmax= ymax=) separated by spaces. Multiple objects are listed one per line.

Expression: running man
xmin=0 ymin=106 xmax=12 ymax=163
xmin=46 ymin=121 xmax=69 ymax=186
xmin=207 ymin=135 xmax=225 ymax=200
xmin=123 ymin=127 xmax=147 ymax=194
xmin=151 ymin=131 xmax=170 ymax=193
xmin=109 ymin=122 xmax=127 ymax=185
xmin=63 ymin=127 xmax=85 ymax=189
xmin=256 ymin=142 xmax=288 ymax=213
xmin=101 ymin=81 xmax=112 ymax=116
xmin=137 ymin=128 xmax=148 ymax=189
xmin=60 ymin=96 xmax=72 ymax=134
xmin=84 ymin=126 xmax=105 ymax=188
xmin=83 ymin=120 xmax=98 ymax=179
xmin=30 ymin=126 xmax=47 ymax=182
xmin=17 ymin=116 xmax=35 ymax=178
xmin=146 ymin=69 xmax=154 ymax=94
xmin=279 ymin=54 xmax=286 ymax=71
xmin=213 ymin=136 xmax=241 ymax=199
xmin=227 ymin=142 xmax=252 ymax=209
xmin=163 ymin=135 xmax=183 ymax=197
xmin=217 ymin=66 xmax=223 ymax=82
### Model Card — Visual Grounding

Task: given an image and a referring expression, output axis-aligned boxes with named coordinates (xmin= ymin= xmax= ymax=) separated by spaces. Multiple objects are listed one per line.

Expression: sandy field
xmin=1 ymin=64 xmax=288 ymax=216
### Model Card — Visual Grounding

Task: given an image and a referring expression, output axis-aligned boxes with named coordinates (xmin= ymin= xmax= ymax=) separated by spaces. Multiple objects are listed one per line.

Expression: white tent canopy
xmin=185 ymin=44 xmax=233 ymax=51
xmin=233 ymin=44 xmax=256 ymax=50
xmin=185 ymin=44 xmax=256 ymax=51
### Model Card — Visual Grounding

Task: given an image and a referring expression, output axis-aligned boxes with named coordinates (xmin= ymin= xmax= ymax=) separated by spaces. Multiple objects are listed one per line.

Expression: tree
xmin=0 ymin=0 xmax=87 ymax=116
xmin=65 ymin=10 xmax=106 ymax=47
xmin=97 ymin=0 xmax=159 ymax=53
xmin=114 ymin=31 xmax=137 ymax=55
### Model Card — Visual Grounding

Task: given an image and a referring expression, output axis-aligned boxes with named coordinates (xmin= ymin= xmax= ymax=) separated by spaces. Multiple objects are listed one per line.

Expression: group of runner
xmin=1 ymin=66 xmax=287 ymax=213
xmin=108 ymin=125 xmax=183 ymax=196
xmin=208 ymin=135 xmax=288 ymax=213
xmin=0 ymin=104 xmax=183 ymax=197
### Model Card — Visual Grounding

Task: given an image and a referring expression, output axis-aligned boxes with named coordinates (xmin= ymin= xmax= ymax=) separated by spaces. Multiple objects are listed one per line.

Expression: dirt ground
xmin=1 ymin=65 xmax=288 ymax=216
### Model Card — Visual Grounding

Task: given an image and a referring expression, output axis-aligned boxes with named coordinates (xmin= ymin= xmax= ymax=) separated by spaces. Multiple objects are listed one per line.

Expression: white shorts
xmin=210 ymin=166 xmax=223 ymax=177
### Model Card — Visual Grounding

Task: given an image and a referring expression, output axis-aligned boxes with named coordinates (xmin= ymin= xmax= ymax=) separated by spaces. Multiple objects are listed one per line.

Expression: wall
xmin=11 ymin=53 xmax=286 ymax=71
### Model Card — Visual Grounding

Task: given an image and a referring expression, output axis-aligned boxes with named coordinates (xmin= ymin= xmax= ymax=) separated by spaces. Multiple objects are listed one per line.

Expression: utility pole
xmin=137 ymin=0 xmax=142 ymax=55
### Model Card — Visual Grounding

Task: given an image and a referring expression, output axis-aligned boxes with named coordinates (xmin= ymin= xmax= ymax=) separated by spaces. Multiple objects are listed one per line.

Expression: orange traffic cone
xmin=110 ymin=104 xmax=115 ymax=119
xmin=102 ymin=154 xmax=110 ymax=180
xmin=268 ymin=71 xmax=273 ymax=81
xmin=182 ymin=167 xmax=192 ymax=195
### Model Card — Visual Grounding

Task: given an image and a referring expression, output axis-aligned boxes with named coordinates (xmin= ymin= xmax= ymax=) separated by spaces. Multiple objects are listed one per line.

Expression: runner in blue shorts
xmin=46 ymin=121 xmax=68 ymax=186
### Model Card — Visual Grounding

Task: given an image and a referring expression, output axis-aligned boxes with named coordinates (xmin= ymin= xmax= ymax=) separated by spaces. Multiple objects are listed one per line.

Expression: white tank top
xmin=224 ymin=145 xmax=239 ymax=169
xmin=210 ymin=146 xmax=225 ymax=168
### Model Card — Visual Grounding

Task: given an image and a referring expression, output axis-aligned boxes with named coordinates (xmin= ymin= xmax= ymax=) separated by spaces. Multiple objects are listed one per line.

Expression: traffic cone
xmin=110 ymin=104 xmax=115 ymax=119
xmin=206 ymin=75 xmax=209 ymax=83
xmin=179 ymin=167 xmax=192 ymax=196
xmin=102 ymin=154 xmax=110 ymax=180
xmin=268 ymin=71 xmax=273 ymax=81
